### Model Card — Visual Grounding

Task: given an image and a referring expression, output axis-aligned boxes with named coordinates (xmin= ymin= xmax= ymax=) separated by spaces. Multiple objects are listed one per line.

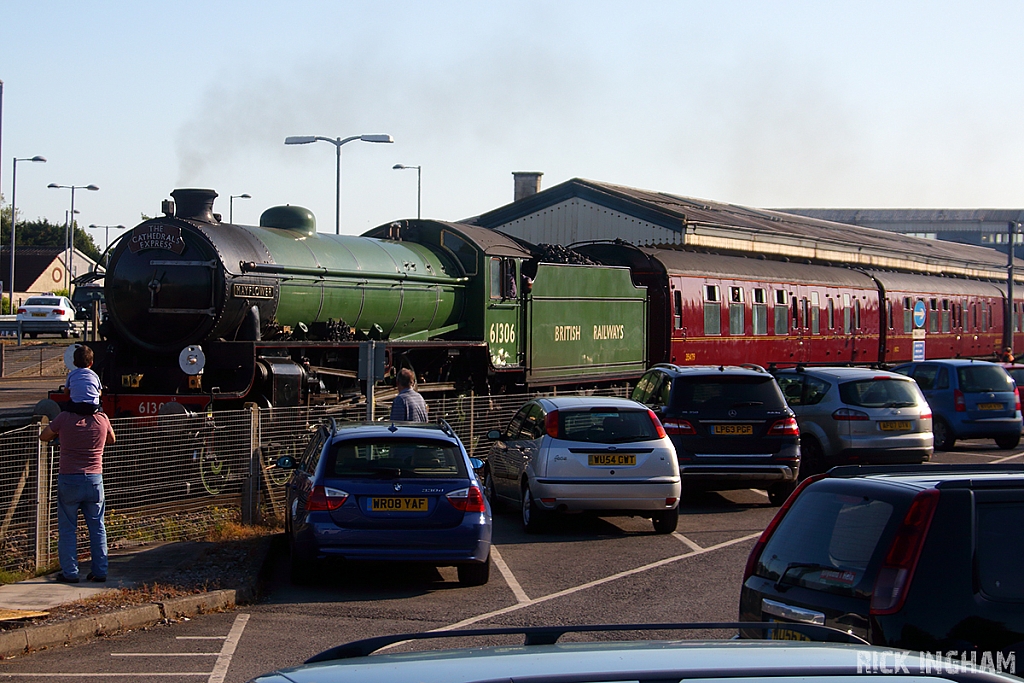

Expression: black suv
xmin=631 ymin=364 xmax=800 ymax=505
xmin=740 ymin=464 xmax=1024 ymax=669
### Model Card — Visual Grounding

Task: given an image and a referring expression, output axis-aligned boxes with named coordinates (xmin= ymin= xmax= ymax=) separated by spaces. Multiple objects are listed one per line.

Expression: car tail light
xmin=919 ymin=411 xmax=931 ymax=420
xmin=663 ymin=419 xmax=696 ymax=435
xmin=768 ymin=417 xmax=800 ymax=436
xmin=648 ymin=410 xmax=667 ymax=438
xmin=545 ymin=410 xmax=560 ymax=438
xmin=954 ymin=389 xmax=966 ymax=412
xmin=665 ymin=497 xmax=678 ymax=507
xmin=743 ymin=474 xmax=826 ymax=582
xmin=16 ymin=308 xmax=25 ymax=315
xmin=870 ymin=488 xmax=940 ymax=615
xmin=1015 ymin=387 xmax=1021 ymax=413
xmin=306 ymin=485 xmax=348 ymax=511
xmin=832 ymin=408 xmax=869 ymax=421
xmin=52 ymin=309 xmax=66 ymax=315
xmin=447 ymin=486 xmax=486 ymax=513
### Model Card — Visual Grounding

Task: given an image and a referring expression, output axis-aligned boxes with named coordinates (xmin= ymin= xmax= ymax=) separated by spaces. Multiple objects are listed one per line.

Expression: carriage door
xmin=486 ymin=257 xmax=521 ymax=371
xmin=794 ymin=286 xmax=811 ymax=363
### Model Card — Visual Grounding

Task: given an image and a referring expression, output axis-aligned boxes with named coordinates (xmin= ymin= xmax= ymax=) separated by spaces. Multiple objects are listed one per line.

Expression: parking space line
xmin=672 ymin=533 xmax=703 ymax=552
xmin=207 ymin=613 xmax=249 ymax=683
xmin=992 ymin=452 xmax=1024 ymax=463
xmin=112 ymin=652 xmax=221 ymax=657
xmin=176 ymin=636 xmax=227 ymax=640
xmin=749 ymin=489 xmax=769 ymax=498
xmin=438 ymin=531 xmax=762 ymax=631
xmin=491 ymin=546 xmax=530 ymax=603
xmin=0 ymin=673 xmax=210 ymax=677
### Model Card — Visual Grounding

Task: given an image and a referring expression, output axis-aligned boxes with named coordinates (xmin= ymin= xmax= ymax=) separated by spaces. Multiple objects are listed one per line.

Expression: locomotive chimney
xmin=170 ymin=188 xmax=219 ymax=223
xmin=513 ymin=172 xmax=543 ymax=201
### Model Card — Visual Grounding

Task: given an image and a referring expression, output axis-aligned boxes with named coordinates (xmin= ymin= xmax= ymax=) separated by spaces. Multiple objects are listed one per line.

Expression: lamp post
xmin=89 ymin=223 xmax=126 ymax=266
xmin=9 ymin=155 xmax=46 ymax=308
xmin=284 ymin=133 xmax=394 ymax=234
xmin=229 ymin=193 xmax=251 ymax=224
xmin=392 ymin=164 xmax=422 ymax=220
xmin=48 ymin=183 xmax=98 ymax=294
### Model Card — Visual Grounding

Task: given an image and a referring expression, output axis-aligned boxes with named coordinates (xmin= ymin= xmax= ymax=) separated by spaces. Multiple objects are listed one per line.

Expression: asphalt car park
xmin=0 ymin=443 xmax=1019 ymax=682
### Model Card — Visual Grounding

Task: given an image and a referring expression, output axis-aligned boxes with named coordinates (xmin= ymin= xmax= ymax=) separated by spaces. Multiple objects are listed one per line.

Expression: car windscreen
xmin=558 ymin=408 xmax=660 ymax=444
xmin=957 ymin=365 xmax=1014 ymax=393
xmin=327 ymin=438 xmax=467 ymax=479
xmin=25 ymin=297 xmax=60 ymax=306
xmin=72 ymin=289 xmax=103 ymax=303
xmin=838 ymin=378 xmax=920 ymax=408
xmin=669 ymin=375 xmax=786 ymax=411
xmin=756 ymin=489 xmax=897 ymax=598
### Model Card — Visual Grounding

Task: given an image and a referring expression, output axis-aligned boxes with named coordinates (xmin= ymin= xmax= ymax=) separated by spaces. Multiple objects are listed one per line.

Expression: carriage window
xmin=728 ymin=287 xmax=744 ymax=335
xmin=775 ymin=290 xmax=789 ymax=335
xmin=972 ymin=302 xmax=978 ymax=330
xmin=941 ymin=300 xmax=950 ymax=333
xmin=927 ymin=298 xmax=937 ymax=333
xmin=704 ymin=285 xmax=721 ymax=336
xmin=673 ymin=290 xmax=683 ymax=330
xmin=490 ymin=258 xmax=516 ymax=300
xmin=810 ymin=291 xmax=820 ymax=335
xmin=854 ymin=298 xmax=861 ymax=330
xmin=753 ymin=288 xmax=767 ymax=335
xmin=489 ymin=258 xmax=502 ymax=300
xmin=887 ymin=299 xmax=894 ymax=331
xmin=843 ymin=293 xmax=852 ymax=334
xmin=791 ymin=294 xmax=799 ymax=332
xmin=828 ymin=297 xmax=835 ymax=330
xmin=903 ymin=296 xmax=913 ymax=333
xmin=982 ymin=301 xmax=989 ymax=332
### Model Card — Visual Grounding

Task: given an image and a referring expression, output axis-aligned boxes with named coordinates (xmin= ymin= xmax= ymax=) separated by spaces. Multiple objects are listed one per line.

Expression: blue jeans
xmin=57 ymin=474 xmax=108 ymax=579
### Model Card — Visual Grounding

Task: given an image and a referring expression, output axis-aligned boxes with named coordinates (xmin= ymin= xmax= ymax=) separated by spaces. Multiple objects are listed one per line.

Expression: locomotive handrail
xmin=239 ymin=261 xmax=469 ymax=285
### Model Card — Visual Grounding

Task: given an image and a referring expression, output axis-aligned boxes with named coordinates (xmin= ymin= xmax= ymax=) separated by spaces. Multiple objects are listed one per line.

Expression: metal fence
xmin=0 ymin=343 xmax=68 ymax=378
xmin=0 ymin=387 xmax=627 ymax=575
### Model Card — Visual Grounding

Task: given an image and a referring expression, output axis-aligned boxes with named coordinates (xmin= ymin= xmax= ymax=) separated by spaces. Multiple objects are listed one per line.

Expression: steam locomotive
xmin=49 ymin=188 xmax=1022 ymax=417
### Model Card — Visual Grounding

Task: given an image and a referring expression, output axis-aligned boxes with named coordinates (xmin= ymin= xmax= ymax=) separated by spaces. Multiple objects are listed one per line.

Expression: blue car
xmin=276 ymin=420 xmax=492 ymax=586
xmin=892 ymin=359 xmax=1021 ymax=451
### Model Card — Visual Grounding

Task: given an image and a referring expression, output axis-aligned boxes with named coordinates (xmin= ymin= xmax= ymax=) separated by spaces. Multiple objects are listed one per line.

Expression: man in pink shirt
xmin=40 ymin=411 xmax=116 ymax=583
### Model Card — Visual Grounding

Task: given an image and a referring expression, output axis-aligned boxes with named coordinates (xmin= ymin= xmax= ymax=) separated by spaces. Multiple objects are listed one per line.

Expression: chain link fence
xmin=0 ymin=387 xmax=628 ymax=576
xmin=0 ymin=343 xmax=69 ymax=378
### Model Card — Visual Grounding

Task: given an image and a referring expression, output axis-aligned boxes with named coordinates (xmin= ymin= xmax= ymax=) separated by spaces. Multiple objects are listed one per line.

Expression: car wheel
xmin=799 ymin=437 xmax=824 ymax=478
xmin=61 ymin=330 xmax=69 ymax=339
xmin=767 ymin=481 xmax=796 ymax=506
xmin=521 ymin=483 xmax=547 ymax=533
xmin=457 ymin=556 xmax=491 ymax=586
xmin=933 ymin=418 xmax=956 ymax=451
xmin=995 ymin=433 xmax=1021 ymax=450
xmin=651 ymin=507 xmax=678 ymax=534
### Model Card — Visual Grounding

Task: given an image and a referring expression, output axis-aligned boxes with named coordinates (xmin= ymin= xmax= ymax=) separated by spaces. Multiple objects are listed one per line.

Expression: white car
xmin=16 ymin=295 xmax=76 ymax=338
xmin=484 ymin=396 xmax=681 ymax=533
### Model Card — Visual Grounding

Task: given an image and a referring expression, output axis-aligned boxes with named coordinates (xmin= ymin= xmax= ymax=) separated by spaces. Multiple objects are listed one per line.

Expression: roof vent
xmin=170 ymin=189 xmax=219 ymax=223
xmin=513 ymin=172 xmax=543 ymax=201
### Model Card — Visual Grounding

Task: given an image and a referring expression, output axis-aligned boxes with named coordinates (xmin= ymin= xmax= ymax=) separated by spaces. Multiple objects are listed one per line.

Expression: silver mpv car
xmin=484 ymin=397 xmax=681 ymax=533
xmin=774 ymin=367 xmax=933 ymax=475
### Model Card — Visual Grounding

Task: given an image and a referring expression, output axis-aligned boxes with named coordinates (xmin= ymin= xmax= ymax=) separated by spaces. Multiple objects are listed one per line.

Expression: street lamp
xmin=285 ymin=133 xmax=394 ymax=234
xmin=89 ymin=223 xmax=126 ymax=267
xmin=9 ymin=155 xmax=46 ymax=309
xmin=48 ymin=183 xmax=98 ymax=294
xmin=392 ymin=164 xmax=422 ymax=220
xmin=229 ymin=193 xmax=251 ymax=224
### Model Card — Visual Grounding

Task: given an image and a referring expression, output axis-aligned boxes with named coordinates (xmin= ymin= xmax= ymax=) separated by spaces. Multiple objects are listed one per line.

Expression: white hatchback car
xmin=16 ymin=295 xmax=76 ymax=338
xmin=484 ymin=397 xmax=681 ymax=533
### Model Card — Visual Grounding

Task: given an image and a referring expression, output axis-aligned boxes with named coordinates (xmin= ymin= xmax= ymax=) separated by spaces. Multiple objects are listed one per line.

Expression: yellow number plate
xmin=31 ymin=313 xmax=47 ymax=317
xmin=978 ymin=403 xmax=1003 ymax=411
xmin=770 ymin=624 xmax=812 ymax=641
xmin=712 ymin=424 xmax=753 ymax=435
xmin=369 ymin=497 xmax=428 ymax=512
xmin=589 ymin=453 xmax=637 ymax=467
xmin=879 ymin=421 xmax=912 ymax=431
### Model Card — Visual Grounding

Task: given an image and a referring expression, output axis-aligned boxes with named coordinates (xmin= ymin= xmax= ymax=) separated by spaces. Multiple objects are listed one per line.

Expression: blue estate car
xmin=892 ymin=359 xmax=1021 ymax=451
xmin=276 ymin=420 xmax=492 ymax=586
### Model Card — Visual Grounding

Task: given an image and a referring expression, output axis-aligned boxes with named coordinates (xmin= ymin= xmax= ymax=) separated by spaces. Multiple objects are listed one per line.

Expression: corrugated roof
xmin=470 ymin=179 xmax=1024 ymax=281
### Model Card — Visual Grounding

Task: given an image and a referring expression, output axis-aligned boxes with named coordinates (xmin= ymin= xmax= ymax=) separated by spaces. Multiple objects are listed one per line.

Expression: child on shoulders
xmin=67 ymin=345 xmax=102 ymax=415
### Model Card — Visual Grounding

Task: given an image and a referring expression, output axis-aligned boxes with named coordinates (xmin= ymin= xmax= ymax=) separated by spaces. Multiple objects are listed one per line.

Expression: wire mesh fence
xmin=0 ymin=386 xmax=631 ymax=575
xmin=0 ymin=343 xmax=69 ymax=378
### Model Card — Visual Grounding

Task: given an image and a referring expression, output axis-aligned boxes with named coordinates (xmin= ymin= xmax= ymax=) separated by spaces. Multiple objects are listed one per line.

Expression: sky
xmin=3 ymin=0 xmax=1024 ymax=252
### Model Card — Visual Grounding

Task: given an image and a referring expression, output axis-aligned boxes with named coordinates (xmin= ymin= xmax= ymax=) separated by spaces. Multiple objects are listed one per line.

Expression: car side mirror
xmin=275 ymin=455 xmax=296 ymax=470
xmin=486 ymin=430 xmax=502 ymax=440
xmin=469 ymin=457 xmax=484 ymax=471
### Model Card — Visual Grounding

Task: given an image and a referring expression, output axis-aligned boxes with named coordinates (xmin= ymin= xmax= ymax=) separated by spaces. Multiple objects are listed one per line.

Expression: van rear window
xmin=838 ymin=379 xmax=920 ymax=408
xmin=328 ymin=439 xmax=466 ymax=479
xmin=669 ymin=376 xmax=786 ymax=411
xmin=756 ymin=490 xmax=895 ymax=597
xmin=957 ymin=365 xmax=1013 ymax=393
xmin=977 ymin=502 xmax=1024 ymax=600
